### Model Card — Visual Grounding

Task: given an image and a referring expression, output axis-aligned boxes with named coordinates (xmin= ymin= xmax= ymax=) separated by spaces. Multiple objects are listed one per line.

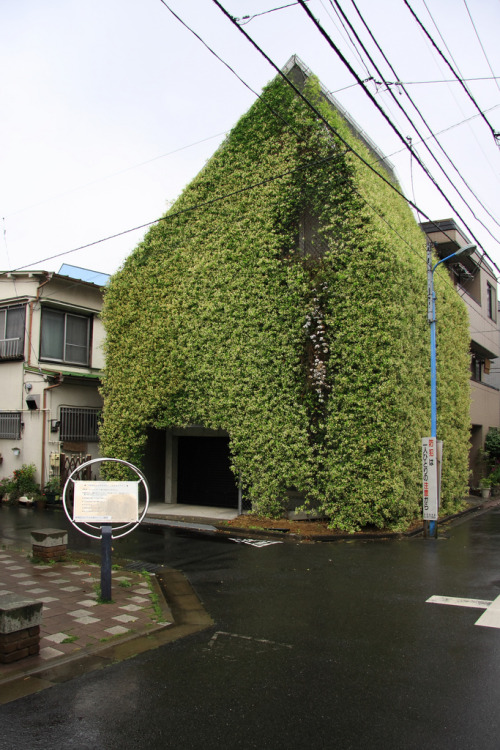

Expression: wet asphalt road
xmin=2 ymin=505 xmax=500 ymax=749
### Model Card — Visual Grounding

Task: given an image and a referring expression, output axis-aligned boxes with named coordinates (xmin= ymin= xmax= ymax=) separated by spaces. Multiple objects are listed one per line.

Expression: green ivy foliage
xmin=100 ymin=71 xmax=470 ymax=530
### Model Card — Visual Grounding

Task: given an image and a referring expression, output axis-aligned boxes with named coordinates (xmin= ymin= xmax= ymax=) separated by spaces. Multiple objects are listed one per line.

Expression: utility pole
xmin=423 ymin=240 xmax=475 ymax=538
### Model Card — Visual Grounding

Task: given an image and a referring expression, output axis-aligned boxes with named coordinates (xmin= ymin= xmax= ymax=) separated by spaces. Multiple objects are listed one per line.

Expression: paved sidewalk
xmin=0 ymin=544 xmax=213 ymax=705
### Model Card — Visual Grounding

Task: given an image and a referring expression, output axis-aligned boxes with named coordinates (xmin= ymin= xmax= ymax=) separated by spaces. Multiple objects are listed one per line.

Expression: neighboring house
xmin=0 ymin=265 xmax=107 ymax=490
xmin=100 ymin=55 xmax=471 ymax=531
xmin=420 ymin=219 xmax=500 ymax=485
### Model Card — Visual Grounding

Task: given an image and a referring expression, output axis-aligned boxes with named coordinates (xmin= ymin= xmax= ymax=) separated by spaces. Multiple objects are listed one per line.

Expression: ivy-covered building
xmin=101 ymin=56 xmax=471 ymax=531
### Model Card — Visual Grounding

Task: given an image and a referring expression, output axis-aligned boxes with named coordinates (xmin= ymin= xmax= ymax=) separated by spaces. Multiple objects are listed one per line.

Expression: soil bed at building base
xmin=217 ymin=514 xmax=424 ymax=541
xmin=217 ymin=498 xmax=500 ymax=541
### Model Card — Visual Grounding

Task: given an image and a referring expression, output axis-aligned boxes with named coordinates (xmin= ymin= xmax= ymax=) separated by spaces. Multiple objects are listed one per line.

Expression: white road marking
xmin=229 ymin=538 xmax=283 ymax=547
xmin=474 ymin=595 xmax=500 ymax=629
xmin=426 ymin=595 xmax=492 ymax=609
xmin=427 ymin=593 xmax=500 ymax=629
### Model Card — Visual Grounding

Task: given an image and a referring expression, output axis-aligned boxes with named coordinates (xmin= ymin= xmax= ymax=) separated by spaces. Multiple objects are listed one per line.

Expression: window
xmin=0 ymin=412 xmax=22 ymax=439
xmin=487 ymin=283 xmax=497 ymax=322
xmin=60 ymin=406 xmax=101 ymax=441
xmin=471 ymin=353 xmax=483 ymax=382
xmin=0 ymin=306 xmax=25 ymax=360
xmin=40 ymin=309 xmax=90 ymax=365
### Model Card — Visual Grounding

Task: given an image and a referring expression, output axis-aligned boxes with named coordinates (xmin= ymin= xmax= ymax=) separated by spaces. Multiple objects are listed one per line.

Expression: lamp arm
xmin=432 ymin=251 xmax=458 ymax=274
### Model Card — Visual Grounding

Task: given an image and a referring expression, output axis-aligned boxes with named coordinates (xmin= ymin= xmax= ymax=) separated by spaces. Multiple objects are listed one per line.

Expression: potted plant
xmin=479 ymin=475 xmax=492 ymax=498
xmin=43 ymin=475 xmax=61 ymax=504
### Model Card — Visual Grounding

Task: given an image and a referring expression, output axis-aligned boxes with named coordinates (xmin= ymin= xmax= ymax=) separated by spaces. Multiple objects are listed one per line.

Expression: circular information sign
xmin=62 ymin=457 xmax=150 ymax=540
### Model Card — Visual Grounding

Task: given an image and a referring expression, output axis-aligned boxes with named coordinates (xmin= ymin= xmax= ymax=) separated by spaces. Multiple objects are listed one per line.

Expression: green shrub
xmin=10 ymin=464 xmax=40 ymax=499
xmin=44 ymin=475 xmax=61 ymax=495
xmin=0 ymin=476 xmax=15 ymax=500
xmin=485 ymin=428 xmax=500 ymax=463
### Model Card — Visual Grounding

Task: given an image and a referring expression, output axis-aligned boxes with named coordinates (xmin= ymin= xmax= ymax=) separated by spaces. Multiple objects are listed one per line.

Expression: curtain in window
xmin=40 ymin=309 xmax=64 ymax=360
xmin=0 ymin=307 xmax=25 ymax=357
xmin=6 ymin=307 xmax=25 ymax=340
xmin=65 ymin=315 xmax=89 ymax=364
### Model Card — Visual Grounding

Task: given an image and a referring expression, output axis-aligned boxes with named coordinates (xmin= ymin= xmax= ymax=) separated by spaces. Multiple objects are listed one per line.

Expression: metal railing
xmin=0 ymin=337 xmax=23 ymax=359
xmin=60 ymin=407 xmax=101 ymax=442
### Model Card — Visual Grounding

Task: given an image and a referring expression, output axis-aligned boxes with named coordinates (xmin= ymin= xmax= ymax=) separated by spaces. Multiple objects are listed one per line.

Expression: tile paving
xmin=0 ymin=547 xmax=172 ymax=681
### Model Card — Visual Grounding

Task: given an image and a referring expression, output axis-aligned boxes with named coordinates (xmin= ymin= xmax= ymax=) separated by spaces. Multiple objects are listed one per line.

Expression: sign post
xmin=101 ymin=525 xmax=113 ymax=602
xmin=62 ymin=458 xmax=150 ymax=603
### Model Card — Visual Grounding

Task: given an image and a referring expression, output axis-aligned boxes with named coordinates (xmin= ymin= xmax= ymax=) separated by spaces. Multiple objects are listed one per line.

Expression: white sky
xmin=1 ymin=0 xmax=500 ymax=278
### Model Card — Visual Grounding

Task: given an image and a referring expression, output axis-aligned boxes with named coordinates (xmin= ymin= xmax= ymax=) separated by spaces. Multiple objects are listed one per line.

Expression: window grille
xmin=60 ymin=407 xmax=101 ymax=441
xmin=0 ymin=412 xmax=22 ymax=439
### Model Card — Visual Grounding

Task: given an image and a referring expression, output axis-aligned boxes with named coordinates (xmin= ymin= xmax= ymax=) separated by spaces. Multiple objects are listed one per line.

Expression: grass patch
xmin=62 ymin=634 xmax=79 ymax=644
xmin=141 ymin=570 xmax=162 ymax=620
xmin=93 ymin=582 xmax=114 ymax=604
xmin=29 ymin=556 xmax=58 ymax=565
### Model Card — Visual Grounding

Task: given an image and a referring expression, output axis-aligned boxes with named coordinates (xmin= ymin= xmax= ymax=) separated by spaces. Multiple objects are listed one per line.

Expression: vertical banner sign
xmin=422 ymin=437 xmax=439 ymax=521
xmin=437 ymin=440 xmax=443 ymax=508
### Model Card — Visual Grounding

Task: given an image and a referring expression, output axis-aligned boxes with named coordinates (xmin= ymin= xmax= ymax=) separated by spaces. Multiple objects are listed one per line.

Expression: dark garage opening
xmin=177 ymin=436 xmax=238 ymax=508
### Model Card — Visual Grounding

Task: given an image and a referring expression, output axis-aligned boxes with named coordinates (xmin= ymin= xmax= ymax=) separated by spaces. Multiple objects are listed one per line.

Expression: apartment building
xmin=420 ymin=219 xmax=500 ymax=485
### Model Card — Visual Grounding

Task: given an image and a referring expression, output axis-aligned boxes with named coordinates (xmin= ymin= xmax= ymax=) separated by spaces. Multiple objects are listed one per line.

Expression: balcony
xmin=0 ymin=338 xmax=23 ymax=360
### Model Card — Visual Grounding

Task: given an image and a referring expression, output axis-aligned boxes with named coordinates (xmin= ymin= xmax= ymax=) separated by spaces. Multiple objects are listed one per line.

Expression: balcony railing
xmin=0 ymin=337 xmax=23 ymax=360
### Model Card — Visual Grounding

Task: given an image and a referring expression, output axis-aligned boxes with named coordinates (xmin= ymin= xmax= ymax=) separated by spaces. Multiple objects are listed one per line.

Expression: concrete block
xmin=30 ymin=528 xmax=68 ymax=547
xmin=0 ymin=594 xmax=43 ymax=635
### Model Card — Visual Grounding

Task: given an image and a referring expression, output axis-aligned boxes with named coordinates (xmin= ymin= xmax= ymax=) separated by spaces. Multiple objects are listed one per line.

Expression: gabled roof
xmin=283 ymin=55 xmax=397 ymax=184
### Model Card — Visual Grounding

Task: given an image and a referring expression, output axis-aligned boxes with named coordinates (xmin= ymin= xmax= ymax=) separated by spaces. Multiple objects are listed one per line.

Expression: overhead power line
xmin=209 ymin=0 xmax=500 ymax=277
xmin=386 ymin=76 xmax=500 ymax=86
xmin=295 ymin=0 xmax=498 ymax=260
xmin=4 ymin=131 xmax=229 ymax=219
xmin=387 ymin=103 xmax=500 ymax=158
xmin=332 ymin=77 xmax=500 ymax=92
xmin=10 ymin=152 xmax=342 ymax=272
xmin=235 ymin=1 xmax=306 ymax=25
xmin=158 ymin=0 xmax=301 ymax=138
xmin=403 ymin=0 xmax=500 ymax=146
xmin=209 ymin=3 xmax=486 ymax=276
xmin=462 ymin=0 xmax=500 ymax=97
xmin=323 ymin=0 xmax=372 ymax=80
xmin=17 ymin=0 xmax=500 ymax=293
xmin=338 ymin=0 xmax=500 ymax=237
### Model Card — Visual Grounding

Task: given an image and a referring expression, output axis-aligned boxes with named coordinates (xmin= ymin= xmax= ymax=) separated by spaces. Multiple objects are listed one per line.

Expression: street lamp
xmin=426 ymin=241 xmax=476 ymax=537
